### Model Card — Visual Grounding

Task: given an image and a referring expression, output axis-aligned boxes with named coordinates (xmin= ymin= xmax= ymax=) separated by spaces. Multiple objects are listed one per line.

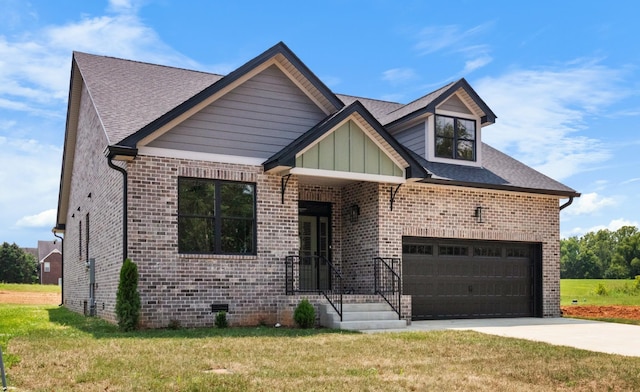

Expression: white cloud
xmin=621 ymin=178 xmax=640 ymax=185
xmin=414 ymin=23 xmax=492 ymax=55
xmin=476 ymin=60 xmax=625 ymax=180
xmin=413 ymin=23 xmax=493 ymax=76
xmin=562 ymin=192 xmax=616 ymax=216
xmin=16 ymin=209 xmax=56 ymax=228
xmin=382 ymin=68 xmax=417 ymax=84
xmin=463 ymin=54 xmax=492 ymax=74
xmin=567 ymin=218 xmax=640 ymax=237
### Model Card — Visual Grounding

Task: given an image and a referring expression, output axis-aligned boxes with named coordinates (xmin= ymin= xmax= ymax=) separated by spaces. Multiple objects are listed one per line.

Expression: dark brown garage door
xmin=403 ymin=238 xmax=540 ymax=320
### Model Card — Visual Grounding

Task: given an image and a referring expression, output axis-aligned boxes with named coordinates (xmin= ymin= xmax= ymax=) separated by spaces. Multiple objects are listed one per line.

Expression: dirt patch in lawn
xmin=562 ymin=305 xmax=640 ymax=320
xmin=0 ymin=290 xmax=60 ymax=305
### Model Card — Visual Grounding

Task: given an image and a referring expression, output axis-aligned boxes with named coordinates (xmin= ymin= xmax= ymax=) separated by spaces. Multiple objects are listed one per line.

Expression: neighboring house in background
xmin=55 ymin=42 xmax=579 ymax=329
xmin=37 ymin=240 xmax=62 ymax=285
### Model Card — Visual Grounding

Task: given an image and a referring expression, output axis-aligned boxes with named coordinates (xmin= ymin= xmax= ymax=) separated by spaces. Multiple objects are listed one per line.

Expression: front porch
xmin=284 ymin=255 xmax=409 ymax=330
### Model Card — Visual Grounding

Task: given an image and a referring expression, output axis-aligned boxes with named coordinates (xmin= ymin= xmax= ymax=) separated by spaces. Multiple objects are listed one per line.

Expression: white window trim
xmin=426 ymin=109 xmax=483 ymax=167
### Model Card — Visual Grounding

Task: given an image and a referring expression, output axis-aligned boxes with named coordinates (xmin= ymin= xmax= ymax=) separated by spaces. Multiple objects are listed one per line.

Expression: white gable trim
xmin=290 ymin=167 xmax=405 ymax=184
xmin=138 ymin=146 xmax=264 ymax=166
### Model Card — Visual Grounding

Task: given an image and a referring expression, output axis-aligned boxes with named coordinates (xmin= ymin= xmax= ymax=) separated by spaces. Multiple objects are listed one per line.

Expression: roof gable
xmin=295 ymin=119 xmax=405 ymax=178
xmin=264 ymin=101 xmax=428 ymax=180
xmin=145 ymin=64 xmax=328 ymax=159
xmin=121 ymin=42 xmax=343 ymax=148
xmin=381 ymin=78 xmax=497 ymax=128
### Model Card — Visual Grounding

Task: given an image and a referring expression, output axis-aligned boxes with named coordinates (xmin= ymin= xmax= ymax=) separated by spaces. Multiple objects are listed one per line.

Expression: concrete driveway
xmin=364 ymin=317 xmax=640 ymax=357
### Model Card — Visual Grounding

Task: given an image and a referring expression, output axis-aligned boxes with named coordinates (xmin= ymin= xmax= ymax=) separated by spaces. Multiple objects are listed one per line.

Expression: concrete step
xmin=335 ymin=319 xmax=407 ymax=331
xmin=319 ymin=302 xmax=407 ymax=330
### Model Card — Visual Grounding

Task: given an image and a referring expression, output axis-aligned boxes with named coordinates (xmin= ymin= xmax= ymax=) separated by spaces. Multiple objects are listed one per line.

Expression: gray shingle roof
xmin=37 ymin=240 xmax=61 ymax=261
xmin=336 ymin=94 xmax=404 ymax=119
xmin=70 ymin=47 xmax=576 ymax=197
xmin=412 ymin=143 xmax=577 ymax=196
xmin=73 ymin=52 xmax=223 ymax=144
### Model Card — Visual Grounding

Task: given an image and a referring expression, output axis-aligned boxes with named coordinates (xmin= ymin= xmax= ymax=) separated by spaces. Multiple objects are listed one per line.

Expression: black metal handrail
xmin=285 ymin=255 xmax=343 ymax=321
xmin=374 ymin=257 xmax=401 ymax=319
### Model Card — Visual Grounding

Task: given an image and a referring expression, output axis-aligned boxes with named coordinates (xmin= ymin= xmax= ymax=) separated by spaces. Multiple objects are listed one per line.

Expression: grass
xmin=561 ymin=279 xmax=640 ymax=306
xmin=1 ymin=304 xmax=640 ymax=391
xmin=0 ymin=283 xmax=61 ymax=293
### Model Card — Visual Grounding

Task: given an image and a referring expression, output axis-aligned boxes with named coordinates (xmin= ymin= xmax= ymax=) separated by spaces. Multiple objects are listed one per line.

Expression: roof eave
xmin=419 ymin=177 xmax=581 ymax=198
xmin=56 ymin=55 xmax=83 ymax=229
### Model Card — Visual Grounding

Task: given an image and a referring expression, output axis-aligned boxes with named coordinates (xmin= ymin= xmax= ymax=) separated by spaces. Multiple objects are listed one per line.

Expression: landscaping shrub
xmin=294 ymin=299 xmax=316 ymax=329
xmin=115 ymin=258 xmax=141 ymax=331
xmin=595 ymin=283 xmax=609 ymax=296
xmin=215 ymin=311 xmax=228 ymax=328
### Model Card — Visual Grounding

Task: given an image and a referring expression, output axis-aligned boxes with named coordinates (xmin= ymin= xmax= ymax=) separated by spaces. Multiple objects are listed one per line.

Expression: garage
xmin=403 ymin=237 xmax=542 ymax=320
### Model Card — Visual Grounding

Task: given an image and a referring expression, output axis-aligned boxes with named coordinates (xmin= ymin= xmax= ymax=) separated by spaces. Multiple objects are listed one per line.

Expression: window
xmin=85 ymin=213 xmax=90 ymax=263
xmin=439 ymin=245 xmax=468 ymax=256
xmin=507 ymin=247 xmax=529 ymax=258
xmin=403 ymin=244 xmax=433 ymax=255
xmin=78 ymin=220 xmax=82 ymax=260
xmin=44 ymin=262 xmax=51 ymax=273
xmin=474 ymin=246 xmax=502 ymax=257
xmin=435 ymin=115 xmax=476 ymax=161
xmin=178 ymin=178 xmax=256 ymax=255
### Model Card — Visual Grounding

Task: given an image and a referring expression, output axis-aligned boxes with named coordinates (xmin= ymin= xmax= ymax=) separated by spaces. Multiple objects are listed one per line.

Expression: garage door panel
xmin=403 ymin=238 xmax=535 ymax=320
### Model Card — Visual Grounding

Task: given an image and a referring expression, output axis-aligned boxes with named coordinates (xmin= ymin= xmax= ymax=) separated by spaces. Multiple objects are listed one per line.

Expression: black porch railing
xmin=285 ymin=255 xmax=343 ymax=321
xmin=374 ymin=257 xmax=401 ymax=319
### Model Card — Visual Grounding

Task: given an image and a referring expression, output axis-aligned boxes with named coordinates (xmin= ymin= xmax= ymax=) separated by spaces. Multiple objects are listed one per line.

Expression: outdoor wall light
xmin=349 ymin=204 xmax=360 ymax=223
xmin=474 ymin=206 xmax=484 ymax=223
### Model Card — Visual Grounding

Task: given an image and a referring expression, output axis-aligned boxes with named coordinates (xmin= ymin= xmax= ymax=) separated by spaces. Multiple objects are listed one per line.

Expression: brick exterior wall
xmin=127 ymin=156 xmax=300 ymax=328
xmin=62 ymin=84 xmax=124 ymax=321
xmin=63 ymin=91 xmax=562 ymax=326
xmin=378 ymin=182 xmax=561 ymax=317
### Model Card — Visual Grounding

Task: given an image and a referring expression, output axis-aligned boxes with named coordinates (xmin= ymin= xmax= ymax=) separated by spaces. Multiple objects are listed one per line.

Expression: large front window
xmin=435 ymin=115 xmax=476 ymax=161
xmin=178 ymin=178 xmax=256 ymax=255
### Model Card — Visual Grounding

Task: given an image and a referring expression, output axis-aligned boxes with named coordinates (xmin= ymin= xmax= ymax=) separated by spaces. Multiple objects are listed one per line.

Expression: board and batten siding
xmin=148 ymin=65 xmax=327 ymax=159
xmin=395 ymin=122 xmax=425 ymax=158
xmin=296 ymin=120 xmax=403 ymax=177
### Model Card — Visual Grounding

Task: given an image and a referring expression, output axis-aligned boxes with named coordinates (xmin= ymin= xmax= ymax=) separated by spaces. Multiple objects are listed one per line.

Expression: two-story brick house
xmin=55 ymin=42 xmax=578 ymax=329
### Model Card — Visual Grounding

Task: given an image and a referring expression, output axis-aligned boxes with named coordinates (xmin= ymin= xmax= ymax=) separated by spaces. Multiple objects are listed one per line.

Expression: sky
xmin=1 ymin=0 xmax=639 ymax=247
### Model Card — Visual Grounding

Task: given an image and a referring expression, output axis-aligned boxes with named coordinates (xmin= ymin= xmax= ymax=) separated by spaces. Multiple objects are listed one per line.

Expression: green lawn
xmin=0 ymin=283 xmax=61 ymax=293
xmin=2 ymin=304 xmax=640 ymax=391
xmin=561 ymin=279 xmax=640 ymax=306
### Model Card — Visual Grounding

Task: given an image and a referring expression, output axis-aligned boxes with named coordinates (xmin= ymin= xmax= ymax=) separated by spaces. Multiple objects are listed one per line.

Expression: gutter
xmin=52 ymin=229 xmax=64 ymax=306
xmin=105 ymin=145 xmax=138 ymax=262
xmin=559 ymin=196 xmax=574 ymax=211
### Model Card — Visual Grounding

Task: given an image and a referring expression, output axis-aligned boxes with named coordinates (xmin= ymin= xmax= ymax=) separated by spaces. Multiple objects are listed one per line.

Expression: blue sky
xmin=1 ymin=0 xmax=639 ymax=247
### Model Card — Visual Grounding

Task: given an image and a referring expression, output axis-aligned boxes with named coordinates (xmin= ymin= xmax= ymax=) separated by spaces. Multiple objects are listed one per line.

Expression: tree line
xmin=561 ymin=226 xmax=640 ymax=279
xmin=0 ymin=242 xmax=39 ymax=283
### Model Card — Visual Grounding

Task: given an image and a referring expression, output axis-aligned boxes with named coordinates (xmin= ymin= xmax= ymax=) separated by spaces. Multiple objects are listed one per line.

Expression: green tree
xmin=115 ymin=258 xmax=141 ymax=331
xmin=0 ymin=242 xmax=38 ymax=283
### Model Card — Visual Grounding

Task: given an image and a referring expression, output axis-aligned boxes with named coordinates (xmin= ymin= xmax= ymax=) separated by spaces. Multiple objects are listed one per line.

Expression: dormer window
xmin=435 ymin=115 xmax=476 ymax=161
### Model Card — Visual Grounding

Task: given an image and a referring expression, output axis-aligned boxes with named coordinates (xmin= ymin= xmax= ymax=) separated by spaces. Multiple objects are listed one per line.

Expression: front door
xmin=298 ymin=201 xmax=331 ymax=291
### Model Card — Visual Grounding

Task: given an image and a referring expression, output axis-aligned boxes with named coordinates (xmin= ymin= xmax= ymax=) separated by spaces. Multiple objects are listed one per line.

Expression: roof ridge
xmin=336 ymin=93 xmax=402 ymax=105
xmin=72 ymin=51 xmax=224 ymax=77
xmin=384 ymin=80 xmax=457 ymax=116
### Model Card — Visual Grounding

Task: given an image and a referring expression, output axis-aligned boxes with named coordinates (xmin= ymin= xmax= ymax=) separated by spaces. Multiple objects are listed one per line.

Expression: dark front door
xmin=298 ymin=201 xmax=331 ymax=291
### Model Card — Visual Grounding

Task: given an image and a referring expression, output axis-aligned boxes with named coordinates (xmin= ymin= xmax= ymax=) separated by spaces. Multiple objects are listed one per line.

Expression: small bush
xmin=595 ymin=283 xmax=608 ymax=296
xmin=294 ymin=299 xmax=316 ymax=329
xmin=635 ymin=276 xmax=640 ymax=291
xmin=168 ymin=319 xmax=182 ymax=330
xmin=215 ymin=311 xmax=228 ymax=328
xmin=115 ymin=258 xmax=141 ymax=331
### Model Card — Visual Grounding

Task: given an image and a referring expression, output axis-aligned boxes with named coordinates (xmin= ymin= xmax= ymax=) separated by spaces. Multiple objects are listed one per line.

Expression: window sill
xmin=178 ymin=253 xmax=258 ymax=261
